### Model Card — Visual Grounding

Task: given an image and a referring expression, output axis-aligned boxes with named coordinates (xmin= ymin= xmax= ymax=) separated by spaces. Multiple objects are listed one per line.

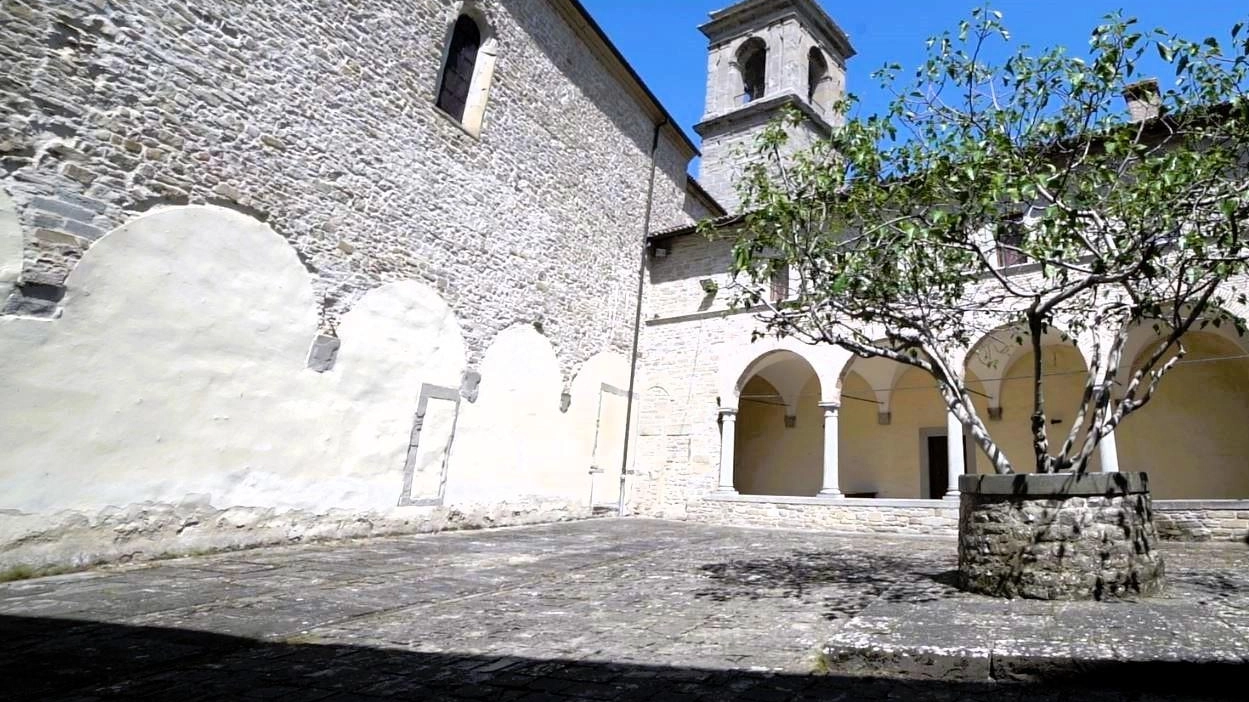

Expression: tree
xmin=719 ymin=9 xmax=1249 ymax=475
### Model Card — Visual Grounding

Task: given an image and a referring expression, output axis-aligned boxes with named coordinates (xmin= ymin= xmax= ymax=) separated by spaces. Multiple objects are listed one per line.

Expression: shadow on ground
xmin=696 ymin=550 xmax=963 ymax=620
xmin=5 ymin=614 xmax=1241 ymax=701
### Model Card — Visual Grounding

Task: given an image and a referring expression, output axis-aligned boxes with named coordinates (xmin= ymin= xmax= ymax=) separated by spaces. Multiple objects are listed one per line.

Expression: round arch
xmin=1115 ymin=325 xmax=1249 ymax=499
xmin=964 ymin=323 xmax=1091 ymax=411
xmin=732 ymin=349 xmax=824 ymax=496
xmin=717 ymin=337 xmax=849 ymax=411
xmin=734 ymin=36 xmax=768 ymax=103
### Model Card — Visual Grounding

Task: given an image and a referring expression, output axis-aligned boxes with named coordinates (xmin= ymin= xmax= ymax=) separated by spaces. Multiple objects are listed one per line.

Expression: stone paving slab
xmin=819 ymin=544 xmax=1249 ymax=686
xmin=1 ymin=518 xmax=1246 ymax=700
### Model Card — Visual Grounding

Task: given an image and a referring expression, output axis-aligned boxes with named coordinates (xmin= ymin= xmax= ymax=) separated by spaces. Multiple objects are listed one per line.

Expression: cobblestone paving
xmin=2 ymin=518 xmax=1246 ymax=700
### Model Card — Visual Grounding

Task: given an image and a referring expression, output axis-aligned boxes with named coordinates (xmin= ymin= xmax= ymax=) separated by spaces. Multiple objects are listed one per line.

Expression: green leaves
xmin=714 ymin=5 xmax=1249 ymax=476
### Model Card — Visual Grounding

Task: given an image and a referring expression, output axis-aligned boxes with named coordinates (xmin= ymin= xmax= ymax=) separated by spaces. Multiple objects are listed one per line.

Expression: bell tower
xmin=694 ymin=0 xmax=855 ymax=212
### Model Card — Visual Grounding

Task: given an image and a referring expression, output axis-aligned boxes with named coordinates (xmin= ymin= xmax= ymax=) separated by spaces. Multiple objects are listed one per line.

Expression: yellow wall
xmin=971 ymin=345 xmax=1095 ymax=475
xmin=734 ymin=375 xmax=823 ymax=496
xmin=839 ymin=372 xmax=882 ymax=495
xmin=839 ymin=367 xmax=947 ymax=498
xmin=1117 ymin=333 xmax=1249 ymax=499
xmin=730 ymin=336 xmax=1249 ymax=500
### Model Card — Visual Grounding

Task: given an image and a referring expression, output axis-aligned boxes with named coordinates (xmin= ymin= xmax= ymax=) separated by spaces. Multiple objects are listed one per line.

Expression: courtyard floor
xmin=2 ymin=518 xmax=1247 ymax=701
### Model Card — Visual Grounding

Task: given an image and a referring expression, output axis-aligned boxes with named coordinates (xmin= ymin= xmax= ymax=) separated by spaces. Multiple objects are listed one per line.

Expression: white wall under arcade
xmin=0 ymin=206 xmax=634 ymax=570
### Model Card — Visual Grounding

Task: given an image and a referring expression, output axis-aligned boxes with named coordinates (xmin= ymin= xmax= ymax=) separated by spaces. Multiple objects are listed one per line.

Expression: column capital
xmin=717 ymin=407 xmax=738 ymax=419
xmin=817 ymin=401 xmax=841 ymax=413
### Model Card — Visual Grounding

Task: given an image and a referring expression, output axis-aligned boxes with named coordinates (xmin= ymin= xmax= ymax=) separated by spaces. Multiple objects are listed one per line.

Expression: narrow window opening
xmin=996 ymin=215 xmax=1028 ymax=267
xmin=437 ymin=15 xmax=482 ymax=123
xmin=738 ymin=39 xmax=767 ymax=104
xmin=769 ymin=266 xmax=789 ymax=302
xmin=808 ymin=48 xmax=829 ymax=103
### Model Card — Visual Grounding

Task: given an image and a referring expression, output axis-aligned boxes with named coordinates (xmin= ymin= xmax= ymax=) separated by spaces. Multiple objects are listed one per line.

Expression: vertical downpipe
xmin=618 ymin=120 xmax=666 ymax=517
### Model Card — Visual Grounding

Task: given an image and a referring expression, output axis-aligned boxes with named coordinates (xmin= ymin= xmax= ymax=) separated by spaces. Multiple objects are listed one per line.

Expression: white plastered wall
xmin=0 ymin=206 xmax=641 ymax=567
xmin=566 ymin=351 xmax=633 ymax=507
xmin=443 ymin=325 xmax=634 ymax=508
xmin=0 ymin=190 xmax=20 ymax=300
xmin=0 ymin=205 xmax=470 ymax=515
xmin=0 ymin=206 xmax=489 ymax=567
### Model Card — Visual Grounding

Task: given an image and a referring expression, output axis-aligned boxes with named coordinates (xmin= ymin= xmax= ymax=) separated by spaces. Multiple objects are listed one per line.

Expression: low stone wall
xmin=1154 ymin=501 xmax=1249 ymax=542
xmin=958 ymin=473 xmax=1164 ymax=600
xmin=0 ymin=498 xmax=592 ymax=575
xmin=687 ymin=494 xmax=959 ymax=535
xmin=684 ymin=493 xmax=1249 ymax=545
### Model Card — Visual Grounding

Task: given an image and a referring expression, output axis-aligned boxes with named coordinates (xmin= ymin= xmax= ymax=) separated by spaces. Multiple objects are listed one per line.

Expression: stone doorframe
xmin=398 ymin=383 xmax=462 ymax=507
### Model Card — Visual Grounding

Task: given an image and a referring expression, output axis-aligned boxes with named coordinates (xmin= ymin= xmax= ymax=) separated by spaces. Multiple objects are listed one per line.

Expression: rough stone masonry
xmin=0 ymin=0 xmax=707 ymax=570
xmin=0 ymin=0 xmax=697 ymax=378
xmin=958 ymin=474 xmax=1166 ymax=600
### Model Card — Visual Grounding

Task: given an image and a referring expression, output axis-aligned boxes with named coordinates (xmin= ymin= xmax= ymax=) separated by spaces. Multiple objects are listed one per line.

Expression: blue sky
xmin=581 ymin=1 xmax=1247 ymax=173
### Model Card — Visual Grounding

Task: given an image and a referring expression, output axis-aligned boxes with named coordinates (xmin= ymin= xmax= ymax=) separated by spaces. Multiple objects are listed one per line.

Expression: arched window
xmin=437 ymin=15 xmax=482 ymax=123
xmin=737 ymin=38 xmax=766 ymax=103
xmin=808 ymin=47 xmax=829 ymax=103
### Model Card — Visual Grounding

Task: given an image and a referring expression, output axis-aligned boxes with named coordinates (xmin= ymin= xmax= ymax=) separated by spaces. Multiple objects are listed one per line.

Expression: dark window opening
xmin=739 ymin=40 xmax=766 ymax=103
xmin=437 ymin=15 xmax=482 ymax=123
xmin=769 ymin=266 xmax=789 ymax=302
xmin=808 ymin=48 xmax=828 ymax=103
xmin=996 ymin=216 xmax=1028 ymax=267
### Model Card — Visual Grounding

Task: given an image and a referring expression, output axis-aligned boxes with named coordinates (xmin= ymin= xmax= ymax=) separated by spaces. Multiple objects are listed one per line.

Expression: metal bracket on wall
xmin=398 ymin=383 xmax=462 ymax=507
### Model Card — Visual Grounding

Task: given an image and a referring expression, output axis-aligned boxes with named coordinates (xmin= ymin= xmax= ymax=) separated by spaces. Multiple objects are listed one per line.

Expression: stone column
xmin=716 ymin=408 xmax=738 ymax=494
xmin=818 ymin=402 xmax=844 ymax=498
xmin=1099 ymin=430 xmax=1121 ymax=473
xmin=945 ymin=411 xmax=965 ymax=499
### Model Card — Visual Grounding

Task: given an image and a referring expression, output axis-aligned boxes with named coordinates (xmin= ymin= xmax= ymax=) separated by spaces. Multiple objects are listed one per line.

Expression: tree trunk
xmin=1028 ymin=314 xmax=1052 ymax=473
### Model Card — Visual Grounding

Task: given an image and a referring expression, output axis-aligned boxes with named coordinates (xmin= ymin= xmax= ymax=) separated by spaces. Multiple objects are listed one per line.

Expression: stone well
xmin=958 ymin=472 xmax=1165 ymax=600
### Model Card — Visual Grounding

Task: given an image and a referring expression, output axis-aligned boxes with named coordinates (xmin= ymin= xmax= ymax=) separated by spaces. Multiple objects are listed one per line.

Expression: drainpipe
xmin=618 ymin=119 xmax=666 ymax=517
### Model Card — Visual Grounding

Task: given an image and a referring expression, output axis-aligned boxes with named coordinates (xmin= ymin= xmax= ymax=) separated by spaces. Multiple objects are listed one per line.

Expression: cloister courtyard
xmin=4 ymin=518 xmax=1247 ymax=701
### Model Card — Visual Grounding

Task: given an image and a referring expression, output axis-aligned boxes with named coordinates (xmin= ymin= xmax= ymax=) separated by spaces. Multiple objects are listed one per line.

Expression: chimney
xmin=1123 ymin=79 xmax=1162 ymax=122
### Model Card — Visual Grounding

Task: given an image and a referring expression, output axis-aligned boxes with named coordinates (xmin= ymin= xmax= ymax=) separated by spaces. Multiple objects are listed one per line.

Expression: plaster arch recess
xmin=0 ymin=205 xmax=467 ymax=522
xmin=443 ymin=325 xmax=636 ymax=508
xmin=964 ymin=324 xmax=1090 ymax=412
xmin=444 ymin=324 xmax=565 ymax=505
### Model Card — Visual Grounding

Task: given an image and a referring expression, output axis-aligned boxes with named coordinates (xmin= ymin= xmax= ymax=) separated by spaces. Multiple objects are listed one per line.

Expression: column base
xmin=943 ymin=490 xmax=961 ymax=500
xmin=817 ymin=489 xmax=845 ymax=498
xmin=715 ymin=487 xmax=739 ymax=495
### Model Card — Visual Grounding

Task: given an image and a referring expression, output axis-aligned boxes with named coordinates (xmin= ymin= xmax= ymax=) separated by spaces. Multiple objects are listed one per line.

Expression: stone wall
xmin=0 ymin=0 xmax=696 ymax=377
xmin=669 ymin=494 xmax=1248 ymax=546
xmin=687 ymin=496 xmax=960 ymax=535
xmin=1154 ymin=502 xmax=1249 ymax=542
xmin=698 ymin=107 xmax=827 ymax=213
xmin=1 ymin=498 xmax=593 ymax=573
xmin=0 ymin=206 xmax=635 ymax=571
xmin=0 ymin=0 xmax=696 ymax=570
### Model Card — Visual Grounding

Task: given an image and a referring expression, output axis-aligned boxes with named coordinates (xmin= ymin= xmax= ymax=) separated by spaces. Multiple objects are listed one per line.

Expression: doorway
xmin=926 ymin=435 xmax=948 ymax=499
